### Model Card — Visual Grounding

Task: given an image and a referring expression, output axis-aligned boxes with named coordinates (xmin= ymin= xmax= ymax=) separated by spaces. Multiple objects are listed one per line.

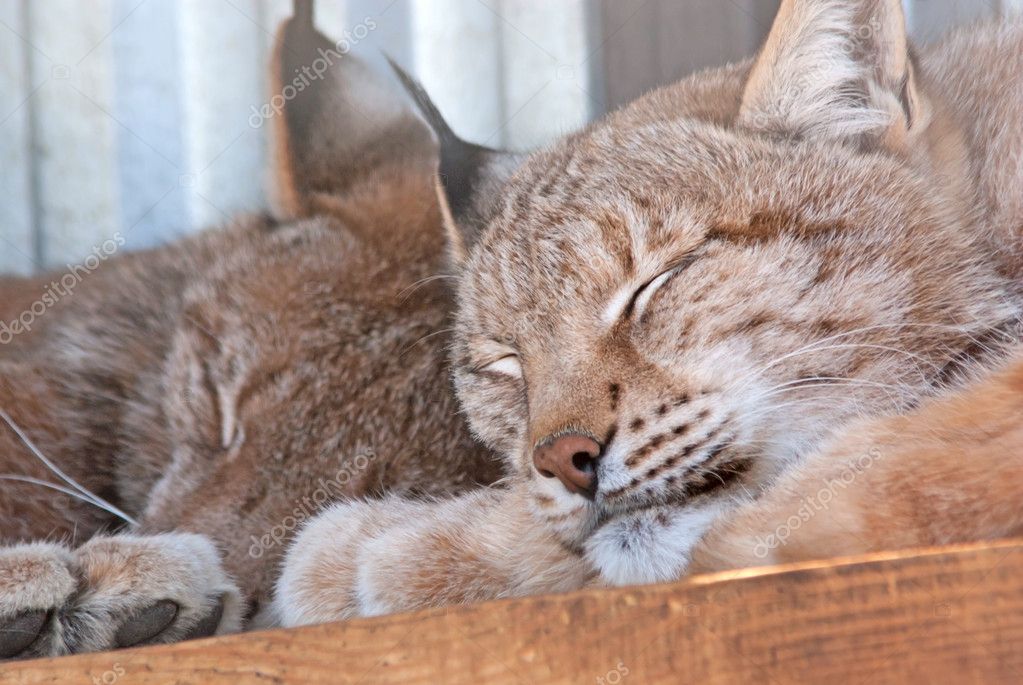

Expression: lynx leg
xmin=690 ymin=353 xmax=1023 ymax=574
xmin=274 ymin=487 xmax=592 ymax=625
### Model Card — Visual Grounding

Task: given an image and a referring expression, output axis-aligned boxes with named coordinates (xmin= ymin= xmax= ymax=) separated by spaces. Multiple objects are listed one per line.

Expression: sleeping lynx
xmin=276 ymin=0 xmax=1023 ymax=623
xmin=0 ymin=4 xmax=499 ymax=658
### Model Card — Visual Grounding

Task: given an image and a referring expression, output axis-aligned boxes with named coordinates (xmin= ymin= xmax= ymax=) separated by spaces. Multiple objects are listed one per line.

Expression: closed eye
xmin=477 ymin=354 xmax=522 ymax=379
xmin=624 ymin=258 xmax=695 ymax=320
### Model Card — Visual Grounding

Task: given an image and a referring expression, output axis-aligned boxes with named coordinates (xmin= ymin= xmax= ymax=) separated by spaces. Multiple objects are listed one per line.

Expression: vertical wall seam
xmin=582 ymin=0 xmax=606 ymax=118
xmin=21 ymin=0 xmax=43 ymax=269
xmin=494 ymin=0 xmax=510 ymax=149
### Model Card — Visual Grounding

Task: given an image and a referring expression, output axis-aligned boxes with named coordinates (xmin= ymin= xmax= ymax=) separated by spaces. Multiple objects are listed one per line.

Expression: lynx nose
xmin=533 ymin=434 xmax=601 ymax=498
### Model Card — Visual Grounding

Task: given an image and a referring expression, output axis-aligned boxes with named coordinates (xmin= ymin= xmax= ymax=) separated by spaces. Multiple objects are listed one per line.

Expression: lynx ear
xmin=739 ymin=0 xmax=929 ymax=152
xmin=271 ymin=1 xmax=431 ymax=218
xmin=388 ymin=58 xmax=522 ymax=263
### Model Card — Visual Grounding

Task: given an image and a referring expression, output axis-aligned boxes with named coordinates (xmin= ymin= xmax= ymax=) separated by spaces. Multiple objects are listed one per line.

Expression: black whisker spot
xmin=604 ymin=424 xmax=618 ymax=447
xmin=609 ymin=383 xmax=621 ymax=410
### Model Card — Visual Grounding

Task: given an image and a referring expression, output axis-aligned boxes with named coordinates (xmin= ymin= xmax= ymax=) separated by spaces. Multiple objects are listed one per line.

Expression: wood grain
xmin=6 ymin=538 xmax=1023 ymax=684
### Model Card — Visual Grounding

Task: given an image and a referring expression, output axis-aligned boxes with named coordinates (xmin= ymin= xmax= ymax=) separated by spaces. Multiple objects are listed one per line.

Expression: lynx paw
xmin=0 ymin=533 xmax=242 ymax=659
xmin=585 ymin=502 xmax=727 ymax=586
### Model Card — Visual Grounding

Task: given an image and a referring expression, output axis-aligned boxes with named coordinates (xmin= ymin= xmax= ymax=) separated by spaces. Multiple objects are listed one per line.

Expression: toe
xmin=114 ymin=600 xmax=178 ymax=648
xmin=183 ymin=594 xmax=226 ymax=640
xmin=0 ymin=610 xmax=47 ymax=659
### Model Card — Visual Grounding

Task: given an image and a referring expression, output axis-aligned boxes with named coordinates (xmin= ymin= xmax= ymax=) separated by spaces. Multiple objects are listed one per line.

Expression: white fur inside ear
xmin=739 ymin=0 xmax=890 ymax=141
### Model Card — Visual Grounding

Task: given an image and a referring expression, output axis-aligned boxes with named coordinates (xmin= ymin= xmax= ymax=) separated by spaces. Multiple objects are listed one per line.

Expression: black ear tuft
xmin=387 ymin=57 xmax=523 ymax=259
xmin=293 ymin=0 xmax=313 ymax=27
xmin=387 ymin=57 xmax=502 ymax=226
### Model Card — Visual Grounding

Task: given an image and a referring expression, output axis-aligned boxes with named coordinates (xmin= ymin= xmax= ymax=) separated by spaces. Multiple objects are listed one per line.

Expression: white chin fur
xmin=585 ymin=500 xmax=728 ymax=586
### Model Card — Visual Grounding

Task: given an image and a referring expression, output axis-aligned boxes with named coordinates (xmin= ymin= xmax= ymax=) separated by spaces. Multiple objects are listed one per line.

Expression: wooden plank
xmin=8 ymin=538 xmax=1023 ymax=684
xmin=0 ymin=0 xmax=37 ymax=274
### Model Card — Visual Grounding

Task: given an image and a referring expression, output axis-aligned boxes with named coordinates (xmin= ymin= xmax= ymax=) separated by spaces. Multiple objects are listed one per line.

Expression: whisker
xmin=0 ymin=410 xmax=138 ymax=527
xmin=399 ymin=327 xmax=456 ymax=358
xmin=741 ymin=321 xmax=1017 ymax=387
xmin=756 ymin=376 xmax=908 ymax=399
xmin=397 ymin=273 xmax=458 ymax=301
xmin=0 ymin=475 xmax=134 ymax=525
xmin=737 ymin=394 xmax=854 ymax=423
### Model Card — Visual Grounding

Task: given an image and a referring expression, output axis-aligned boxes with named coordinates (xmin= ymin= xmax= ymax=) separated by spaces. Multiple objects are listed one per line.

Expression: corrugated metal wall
xmin=0 ymin=0 xmax=1016 ymax=274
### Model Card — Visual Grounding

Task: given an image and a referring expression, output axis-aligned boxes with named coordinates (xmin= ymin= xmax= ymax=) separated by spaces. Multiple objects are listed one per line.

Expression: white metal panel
xmin=28 ymin=0 xmax=121 ymax=268
xmin=0 ymin=0 xmax=37 ymax=273
xmin=178 ymin=0 xmax=268 ymax=230
xmin=496 ymin=0 xmax=594 ymax=150
xmin=409 ymin=0 xmax=504 ymax=145
xmin=110 ymin=0 xmax=188 ymax=252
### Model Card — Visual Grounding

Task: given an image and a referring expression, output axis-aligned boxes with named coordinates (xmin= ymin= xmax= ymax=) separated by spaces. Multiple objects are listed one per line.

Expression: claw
xmin=0 ymin=610 xmax=47 ymax=659
xmin=114 ymin=600 xmax=178 ymax=648
xmin=183 ymin=594 xmax=226 ymax=640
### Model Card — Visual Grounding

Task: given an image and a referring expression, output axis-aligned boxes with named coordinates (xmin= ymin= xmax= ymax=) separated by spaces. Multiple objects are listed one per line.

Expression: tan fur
xmin=0 ymin=6 xmax=498 ymax=658
xmin=690 ymin=350 xmax=1023 ymax=572
xmin=277 ymin=1 xmax=1023 ymax=623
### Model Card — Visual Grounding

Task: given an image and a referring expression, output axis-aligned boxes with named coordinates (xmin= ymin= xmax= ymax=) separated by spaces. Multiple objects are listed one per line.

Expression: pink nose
xmin=533 ymin=434 xmax=601 ymax=497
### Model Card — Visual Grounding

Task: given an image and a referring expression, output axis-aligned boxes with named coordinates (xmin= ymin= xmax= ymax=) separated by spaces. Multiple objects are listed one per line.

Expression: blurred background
xmin=1 ymin=0 xmax=1018 ymax=274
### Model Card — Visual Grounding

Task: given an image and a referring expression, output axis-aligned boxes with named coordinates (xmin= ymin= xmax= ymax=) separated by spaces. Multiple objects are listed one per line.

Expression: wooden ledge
xmin=7 ymin=538 xmax=1023 ymax=684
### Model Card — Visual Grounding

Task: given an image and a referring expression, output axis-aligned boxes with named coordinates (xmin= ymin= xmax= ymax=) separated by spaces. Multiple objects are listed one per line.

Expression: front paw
xmin=585 ymin=504 xmax=725 ymax=586
xmin=0 ymin=543 xmax=76 ymax=659
xmin=0 ymin=533 xmax=242 ymax=659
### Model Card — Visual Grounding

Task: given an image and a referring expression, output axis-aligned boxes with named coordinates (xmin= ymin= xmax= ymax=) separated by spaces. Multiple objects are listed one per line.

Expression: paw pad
xmin=0 ymin=609 xmax=47 ymax=659
xmin=183 ymin=594 xmax=226 ymax=640
xmin=114 ymin=600 xmax=179 ymax=648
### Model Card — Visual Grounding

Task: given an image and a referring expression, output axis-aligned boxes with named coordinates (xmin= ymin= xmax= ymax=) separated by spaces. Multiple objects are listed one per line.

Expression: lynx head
xmin=410 ymin=0 xmax=1018 ymax=543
